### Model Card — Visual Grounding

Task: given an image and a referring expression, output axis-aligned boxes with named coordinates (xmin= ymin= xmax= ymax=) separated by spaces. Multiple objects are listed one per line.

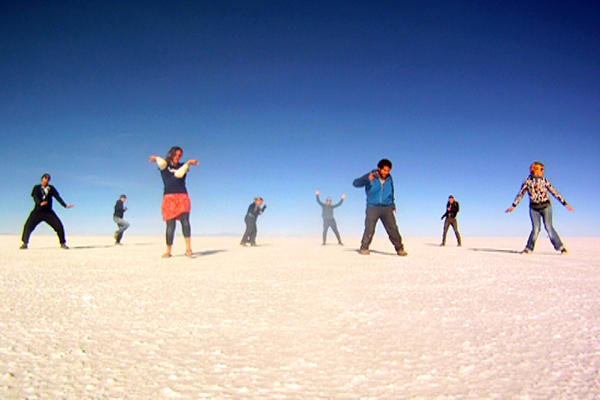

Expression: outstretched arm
xmin=506 ymin=181 xmax=528 ymax=212
xmin=546 ymin=181 xmax=572 ymax=211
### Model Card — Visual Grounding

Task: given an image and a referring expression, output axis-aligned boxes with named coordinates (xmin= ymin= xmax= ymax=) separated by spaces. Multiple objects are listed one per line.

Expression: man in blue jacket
xmin=353 ymin=159 xmax=407 ymax=256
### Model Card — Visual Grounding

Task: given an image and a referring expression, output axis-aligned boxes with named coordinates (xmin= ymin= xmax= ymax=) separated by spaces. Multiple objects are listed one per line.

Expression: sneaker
xmin=520 ymin=249 xmax=531 ymax=254
xmin=439 ymin=243 xmax=445 ymax=247
xmin=60 ymin=244 xmax=69 ymax=250
xmin=560 ymin=248 xmax=568 ymax=255
xmin=20 ymin=243 xmax=28 ymax=250
xmin=397 ymin=249 xmax=408 ymax=256
xmin=338 ymin=242 xmax=344 ymax=246
xmin=113 ymin=231 xmax=118 ymax=241
xmin=359 ymin=249 xmax=370 ymax=255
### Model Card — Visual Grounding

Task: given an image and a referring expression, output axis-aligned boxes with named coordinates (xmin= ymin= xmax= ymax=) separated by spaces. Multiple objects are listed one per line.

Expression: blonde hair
xmin=530 ymin=162 xmax=544 ymax=174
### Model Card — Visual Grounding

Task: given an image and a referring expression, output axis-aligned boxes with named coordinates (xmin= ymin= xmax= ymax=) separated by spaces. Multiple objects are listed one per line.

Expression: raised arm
xmin=150 ymin=155 xmax=168 ymax=170
xmin=353 ymin=172 xmax=372 ymax=188
xmin=316 ymin=193 xmax=325 ymax=206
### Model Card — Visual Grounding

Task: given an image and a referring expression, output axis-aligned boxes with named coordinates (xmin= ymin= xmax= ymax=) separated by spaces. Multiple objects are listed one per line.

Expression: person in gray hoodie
xmin=316 ymin=189 xmax=345 ymax=245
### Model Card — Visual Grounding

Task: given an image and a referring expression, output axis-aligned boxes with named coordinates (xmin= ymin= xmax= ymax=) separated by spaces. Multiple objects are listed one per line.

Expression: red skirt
xmin=161 ymin=193 xmax=191 ymax=221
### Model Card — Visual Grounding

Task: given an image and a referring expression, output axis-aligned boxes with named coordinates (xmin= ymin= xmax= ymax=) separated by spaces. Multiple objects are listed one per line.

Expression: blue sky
xmin=1 ymin=0 xmax=599 ymax=239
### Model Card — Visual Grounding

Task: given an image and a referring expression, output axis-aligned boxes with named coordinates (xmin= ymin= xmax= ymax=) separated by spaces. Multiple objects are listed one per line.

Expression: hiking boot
xmin=20 ymin=243 xmax=28 ymax=250
xmin=359 ymin=249 xmax=370 ymax=255
xmin=397 ymin=249 xmax=408 ymax=256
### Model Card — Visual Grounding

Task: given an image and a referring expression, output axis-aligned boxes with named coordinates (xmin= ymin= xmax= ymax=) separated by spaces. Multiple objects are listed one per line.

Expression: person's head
xmin=377 ymin=158 xmax=392 ymax=179
xmin=530 ymin=162 xmax=544 ymax=177
xmin=448 ymin=195 xmax=455 ymax=204
xmin=254 ymin=197 xmax=263 ymax=206
xmin=120 ymin=194 xmax=127 ymax=202
xmin=326 ymin=197 xmax=332 ymax=205
xmin=41 ymin=173 xmax=51 ymax=186
xmin=166 ymin=146 xmax=183 ymax=164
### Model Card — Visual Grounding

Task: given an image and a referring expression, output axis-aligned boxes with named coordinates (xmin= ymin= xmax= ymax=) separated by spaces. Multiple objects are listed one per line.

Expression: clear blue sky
xmin=1 ymin=0 xmax=599 ymax=239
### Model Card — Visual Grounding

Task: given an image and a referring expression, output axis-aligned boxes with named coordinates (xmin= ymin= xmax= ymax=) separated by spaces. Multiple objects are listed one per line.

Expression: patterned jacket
xmin=511 ymin=175 xmax=567 ymax=208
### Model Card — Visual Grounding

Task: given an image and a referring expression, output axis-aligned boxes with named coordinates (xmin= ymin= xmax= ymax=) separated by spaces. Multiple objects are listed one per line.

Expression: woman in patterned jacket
xmin=505 ymin=162 xmax=573 ymax=254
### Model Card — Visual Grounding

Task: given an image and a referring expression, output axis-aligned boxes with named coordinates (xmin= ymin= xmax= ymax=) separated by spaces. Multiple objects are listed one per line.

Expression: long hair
xmin=166 ymin=146 xmax=183 ymax=164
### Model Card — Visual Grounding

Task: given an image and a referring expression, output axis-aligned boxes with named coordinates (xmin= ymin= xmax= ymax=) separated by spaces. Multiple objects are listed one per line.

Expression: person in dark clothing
xmin=20 ymin=173 xmax=74 ymax=249
xmin=241 ymin=197 xmax=267 ymax=246
xmin=150 ymin=147 xmax=199 ymax=258
xmin=353 ymin=159 xmax=407 ymax=256
xmin=440 ymin=195 xmax=462 ymax=246
xmin=113 ymin=194 xmax=129 ymax=245
xmin=316 ymin=189 xmax=345 ymax=245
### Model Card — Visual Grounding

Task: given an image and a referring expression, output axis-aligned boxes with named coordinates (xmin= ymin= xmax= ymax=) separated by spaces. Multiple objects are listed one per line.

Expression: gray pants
xmin=323 ymin=218 xmax=342 ymax=244
xmin=360 ymin=205 xmax=404 ymax=251
xmin=113 ymin=216 xmax=130 ymax=243
xmin=442 ymin=217 xmax=461 ymax=245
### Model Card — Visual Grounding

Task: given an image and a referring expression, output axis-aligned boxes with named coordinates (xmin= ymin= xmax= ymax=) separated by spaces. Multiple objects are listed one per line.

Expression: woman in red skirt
xmin=149 ymin=146 xmax=198 ymax=257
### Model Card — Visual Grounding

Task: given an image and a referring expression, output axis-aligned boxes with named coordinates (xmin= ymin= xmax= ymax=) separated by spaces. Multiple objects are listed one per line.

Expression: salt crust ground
xmin=1 ymin=235 xmax=599 ymax=399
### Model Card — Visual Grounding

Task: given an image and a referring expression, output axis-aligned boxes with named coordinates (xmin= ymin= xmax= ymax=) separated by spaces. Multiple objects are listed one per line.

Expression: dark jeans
xmin=442 ymin=217 xmax=462 ymax=245
xmin=323 ymin=218 xmax=342 ymax=244
xmin=360 ymin=205 xmax=404 ymax=251
xmin=166 ymin=212 xmax=191 ymax=245
xmin=22 ymin=210 xmax=66 ymax=244
xmin=242 ymin=215 xmax=258 ymax=245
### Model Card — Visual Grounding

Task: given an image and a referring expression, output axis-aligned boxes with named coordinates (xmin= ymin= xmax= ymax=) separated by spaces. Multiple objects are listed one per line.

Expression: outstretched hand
xmin=505 ymin=206 xmax=515 ymax=213
xmin=149 ymin=155 xmax=157 ymax=162
xmin=566 ymin=205 xmax=574 ymax=212
xmin=66 ymin=204 xmax=74 ymax=209
xmin=368 ymin=172 xmax=375 ymax=181
xmin=186 ymin=159 xmax=199 ymax=166
xmin=342 ymin=194 xmax=346 ymax=199
xmin=316 ymin=189 xmax=320 ymax=195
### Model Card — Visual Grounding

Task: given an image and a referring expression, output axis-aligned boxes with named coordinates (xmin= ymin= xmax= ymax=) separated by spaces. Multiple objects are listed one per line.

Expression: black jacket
xmin=31 ymin=184 xmax=67 ymax=211
xmin=114 ymin=200 xmax=126 ymax=218
xmin=245 ymin=203 xmax=266 ymax=219
xmin=442 ymin=201 xmax=460 ymax=219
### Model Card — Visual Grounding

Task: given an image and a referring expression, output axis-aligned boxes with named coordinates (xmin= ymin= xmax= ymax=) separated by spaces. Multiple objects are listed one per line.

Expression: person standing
xmin=20 ymin=173 xmax=74 ymax=249
xmin=505 ymin=161 xmax=574 ymax=254
xmin=113 ymin=194 xmax=130 ymax=245
xmin=353 ymin=158 xmax=407 ymax=256
xmin=149 ymin=146 xmax=199 ymax=258
xmin=316 ymin=189 xmax=345 ymax=245
xmin=241 ymin=197 xmax=267 ymax=246
xmin=440 ymin=195 xmax=462 ymax=247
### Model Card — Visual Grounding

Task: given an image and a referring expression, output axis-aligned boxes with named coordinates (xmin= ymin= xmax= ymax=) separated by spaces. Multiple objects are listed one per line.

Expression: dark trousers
xmin=442 ymin=217 xmax=462 ymax=245
xmin=22 ymin=210 xmax=66 ymax=244
xmin=360 ymin=205 xmax=403 ymax=251
xmin=166 ymin=212 xmax=191 ymax=245
xmin=241 ymin=215 xmax=258 ymax=245
xmin=323 ymin=218 xmax=342 ymax=243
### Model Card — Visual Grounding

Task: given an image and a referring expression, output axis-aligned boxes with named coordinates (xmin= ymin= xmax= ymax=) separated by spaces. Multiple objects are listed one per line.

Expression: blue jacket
xmin=353 ymin=170 xmax=396 ymax=209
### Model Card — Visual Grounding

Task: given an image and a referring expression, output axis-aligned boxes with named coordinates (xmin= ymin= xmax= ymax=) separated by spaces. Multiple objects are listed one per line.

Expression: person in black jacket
xmin=316 ymin=189 xmax=345 ymax=245
xmin=241 ymin=197 xmax=267 ymax=246
xmin=20 ymin=173 xmax=74 ymax=249
xmin=113 ymin=194 xmax=129 ymax=245
xmin=440 ymin=195 xmax=462 ymax=246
